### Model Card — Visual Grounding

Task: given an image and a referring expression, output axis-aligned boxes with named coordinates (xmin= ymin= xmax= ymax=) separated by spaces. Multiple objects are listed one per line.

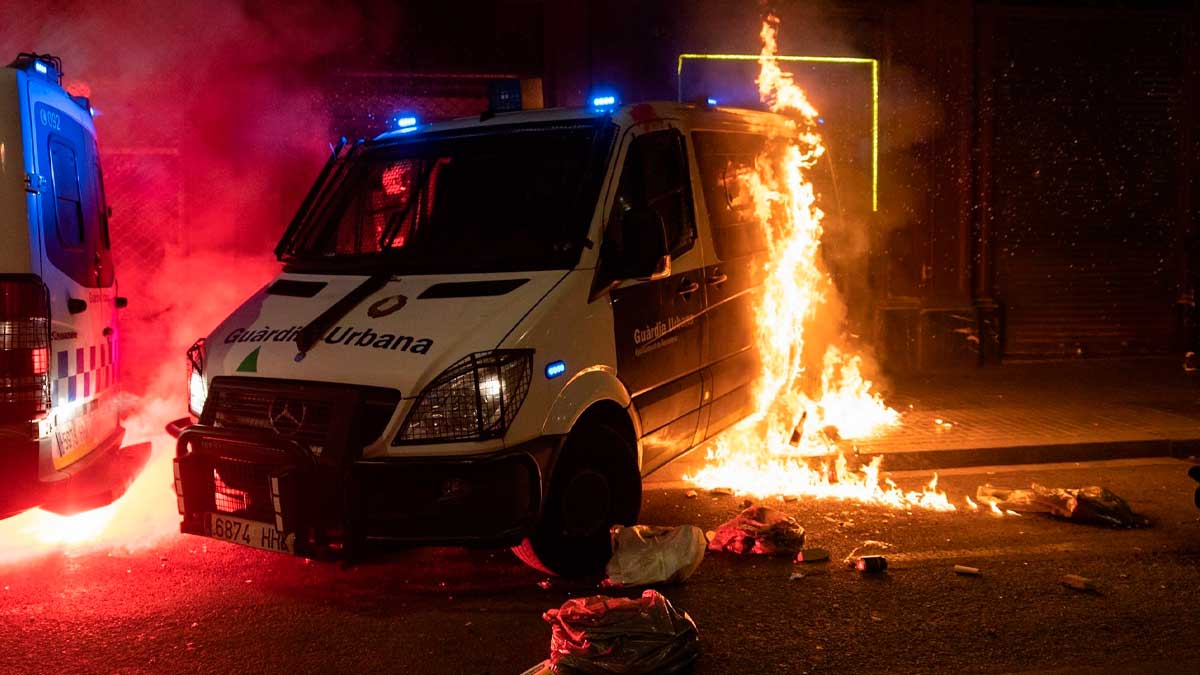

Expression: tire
xmin=512 ymin=420 xmax=641 ymax=577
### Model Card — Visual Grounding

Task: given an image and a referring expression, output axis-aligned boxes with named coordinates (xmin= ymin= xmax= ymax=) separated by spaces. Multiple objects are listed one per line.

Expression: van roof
xmin=372 ymin=101 xmax=794 ymax=143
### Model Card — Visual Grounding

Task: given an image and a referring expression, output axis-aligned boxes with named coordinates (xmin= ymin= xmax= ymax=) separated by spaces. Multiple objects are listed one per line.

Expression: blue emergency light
xmin=545 ymin=360 xmax=567 ymax=379
xmin=34 ymin=61 xmax=47 ymax=74
xmin=706 ymin=97 xmax=718 ymax=106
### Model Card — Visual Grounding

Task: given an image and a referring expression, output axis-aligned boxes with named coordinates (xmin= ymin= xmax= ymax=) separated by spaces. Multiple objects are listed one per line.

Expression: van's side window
xmin=693 ymin=131 xmax=767 ymax=260
xmin=94 ymin=161 xmax=111 ymax=250
xmin=49 ymin=139 xmax=85 ymax=248
xmin=610 ymin=130 xmax=696 ymax=259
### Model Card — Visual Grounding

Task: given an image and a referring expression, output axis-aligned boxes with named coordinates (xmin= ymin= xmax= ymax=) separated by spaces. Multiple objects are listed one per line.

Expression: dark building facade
xmin=100 ymin=0 xmax=1197 ymax=370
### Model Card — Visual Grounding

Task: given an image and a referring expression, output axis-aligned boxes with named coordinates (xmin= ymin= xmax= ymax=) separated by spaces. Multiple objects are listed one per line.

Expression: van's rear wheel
xmin=512 ymin=421 xmax=641 ymax=577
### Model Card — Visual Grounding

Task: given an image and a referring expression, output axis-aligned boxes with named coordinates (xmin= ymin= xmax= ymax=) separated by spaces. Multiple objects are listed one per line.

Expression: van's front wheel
xmin=512 ymin=421 xmax=641 ymax=577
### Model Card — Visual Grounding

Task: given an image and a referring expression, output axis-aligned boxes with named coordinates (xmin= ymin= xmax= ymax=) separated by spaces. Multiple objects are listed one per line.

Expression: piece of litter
xmin=543 ymin=590 xmax=699 ymax=673
xmin=605 ymin=524 xmax=706 ymax=587
xmin=709 ymin=487 xmax=734 ymax=496
xmin=795 ymin=548 xmax=830 ymax=563
xmin=789 ymin=571 xmax=805 ymax=581
xmin=852 ymin=555 xmax=888 ymax=573
xmin=1061 ymin=574 xmax=1096 ymax=591
xmin=519 ymin=660 xmax=552 ymax=675
xmin=953 ymin=565 xmax=981 ymax=576
xmin=685 ymin=490 xmax=698 ymax=499
xmin=708 ymin=505 xmax=805 ymax=556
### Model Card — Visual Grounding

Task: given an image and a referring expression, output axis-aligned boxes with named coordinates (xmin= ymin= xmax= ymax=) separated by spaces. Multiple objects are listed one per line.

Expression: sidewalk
xmin=859 ymin=357 xmax=1200 ymax=469
xmin=654 ymin=357 xmax=1200 ymax=479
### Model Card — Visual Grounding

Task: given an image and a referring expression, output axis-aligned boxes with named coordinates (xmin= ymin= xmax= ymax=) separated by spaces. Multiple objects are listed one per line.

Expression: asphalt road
xmin=2 ymin=457 xmax=1199 ymax=675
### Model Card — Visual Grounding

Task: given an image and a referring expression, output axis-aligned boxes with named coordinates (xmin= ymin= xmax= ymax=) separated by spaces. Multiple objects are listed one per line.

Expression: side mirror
xmin=620 ymin=207 xmax=671 ymax=281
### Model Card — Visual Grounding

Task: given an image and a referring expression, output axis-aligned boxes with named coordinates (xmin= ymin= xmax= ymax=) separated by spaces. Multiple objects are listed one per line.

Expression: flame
xmin=685 ymin=15 xmax=951 ymax=511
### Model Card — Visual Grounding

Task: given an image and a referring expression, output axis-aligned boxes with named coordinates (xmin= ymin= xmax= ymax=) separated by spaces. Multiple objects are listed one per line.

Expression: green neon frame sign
xmin=676 ymin=53 xmax=879 ymax=212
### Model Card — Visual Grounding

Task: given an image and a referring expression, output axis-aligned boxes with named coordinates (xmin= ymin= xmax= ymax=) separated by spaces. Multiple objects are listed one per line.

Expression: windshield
xmin=278 ymin=120 xmax=615 ymax=274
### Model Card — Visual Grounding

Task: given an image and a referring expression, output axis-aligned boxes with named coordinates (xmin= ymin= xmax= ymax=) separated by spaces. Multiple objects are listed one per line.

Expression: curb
xmin=857 ymin=438 xmax=1200 ymax=471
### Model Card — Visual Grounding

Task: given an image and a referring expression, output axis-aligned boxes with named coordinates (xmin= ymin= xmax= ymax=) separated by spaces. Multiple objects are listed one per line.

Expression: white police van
xmin=0 ymin=54 xmax=148 ymax=519
xmin=170 ymin=93 xmax=792 ymax=575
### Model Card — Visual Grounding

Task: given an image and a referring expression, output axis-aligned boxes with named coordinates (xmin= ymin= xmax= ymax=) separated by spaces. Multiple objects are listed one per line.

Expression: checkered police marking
xmin=52 ymin=342 xmax=116 ymax=406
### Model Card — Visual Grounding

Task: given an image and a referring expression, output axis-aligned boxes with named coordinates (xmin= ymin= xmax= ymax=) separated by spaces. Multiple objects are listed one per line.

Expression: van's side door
xmin=29 ymin=90 xmax=119 ymax=471
xmin=692 ymin=131 xmax=767 ymax=441
xmin=605 ymin=127 xmax=706 ymax=474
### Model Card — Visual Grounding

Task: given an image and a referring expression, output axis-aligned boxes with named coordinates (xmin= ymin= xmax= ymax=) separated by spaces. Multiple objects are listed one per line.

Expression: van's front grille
xmin=210 ymin=388 xmax=334 ymax=449
xmin=202 ymin=378 xmax=401 ymax=457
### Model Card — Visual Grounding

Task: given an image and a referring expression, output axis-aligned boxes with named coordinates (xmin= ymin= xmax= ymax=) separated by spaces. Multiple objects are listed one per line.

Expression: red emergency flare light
xmin=0 ymin=275 xmax=52 ymax=424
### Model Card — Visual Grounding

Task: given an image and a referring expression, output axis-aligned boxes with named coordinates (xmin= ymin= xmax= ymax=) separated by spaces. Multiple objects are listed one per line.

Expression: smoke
xmin=0 ymin=1 xmax=375 ymax=562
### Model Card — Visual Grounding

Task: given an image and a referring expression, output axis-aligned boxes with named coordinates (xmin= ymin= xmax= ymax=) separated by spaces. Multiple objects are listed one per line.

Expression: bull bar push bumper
xmin=169 ymin=418 xmax=556 ymax=561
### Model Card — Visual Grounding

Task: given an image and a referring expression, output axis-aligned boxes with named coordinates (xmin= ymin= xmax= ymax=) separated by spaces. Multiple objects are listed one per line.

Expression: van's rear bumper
xmin=170 ymin=418 xmax=560 ymax=560
xmin=0 ymin=426 xmax=152 ymax=519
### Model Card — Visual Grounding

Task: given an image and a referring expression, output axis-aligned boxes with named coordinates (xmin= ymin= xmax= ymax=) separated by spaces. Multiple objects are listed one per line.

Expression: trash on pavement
xmin=709 ymin=487 xmax=734 ymax=496
xmin=543 ymin=589 xmax=700 ymax=674
xmin=788 ymin=571 xmax=806 ymax=581
xmin=1061 ymin=574 xmax=1097 ymax=591
xmin=707 ymin=506 xmax=806 ymax=556
xmin=841 ymin=540 xmax=893 ymax=564
xmin=520 ymin=661 xmax=553 ymax=675
xmin=852 ymin=555 xmax=888 ymax=573
xmin=795 ymin=548 xmax=830 ymax=563
xmin=976 ymin=484 xmax=1148 ymax=528
xmin=953 ymin=565 xmax=981 ymax=576
xmin=605 ymin=525 xmax=706 ymax=587
xmin=685 ymin=490 xmax=698 ymax=499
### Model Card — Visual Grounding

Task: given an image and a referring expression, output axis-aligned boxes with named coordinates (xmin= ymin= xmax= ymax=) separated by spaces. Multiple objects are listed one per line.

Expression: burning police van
xmin=0 ymin=54 xmax=149 ymax=519
xmin=170 ymin=94 xmax=792 ymax=575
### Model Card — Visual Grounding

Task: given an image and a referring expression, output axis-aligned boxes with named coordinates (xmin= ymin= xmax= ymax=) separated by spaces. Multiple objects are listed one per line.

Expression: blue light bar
xmin=33 ymin=61 xmax=47 ymax=75
xmin=396 ymin=116 xmax=418 ymax=129
xmin=591 ymin=95 xmax=616 ymax=108
xmin=545 ymin=360 xmax=567 ymax=379
xmin=706 ymin=97 xmax=718 ymax=106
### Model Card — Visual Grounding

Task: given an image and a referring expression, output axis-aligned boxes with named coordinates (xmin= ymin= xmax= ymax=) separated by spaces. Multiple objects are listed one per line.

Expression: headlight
xmin=394 ymin=350 xmax=532 ymax=444
xmin=187 ymin=338 xmax=207 ymax=417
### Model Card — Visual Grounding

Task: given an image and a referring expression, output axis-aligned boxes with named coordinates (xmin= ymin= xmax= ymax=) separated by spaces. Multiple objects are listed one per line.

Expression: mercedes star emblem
xmin=267 ymin=398 xmax=307 ymax=436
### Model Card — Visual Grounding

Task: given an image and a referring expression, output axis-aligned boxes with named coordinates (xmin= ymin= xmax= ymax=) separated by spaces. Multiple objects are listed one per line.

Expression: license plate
xmin=206 ymin=513 xmax=295 ymax=554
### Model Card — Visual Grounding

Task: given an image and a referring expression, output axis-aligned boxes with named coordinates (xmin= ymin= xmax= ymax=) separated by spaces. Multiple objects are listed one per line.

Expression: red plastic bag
xmin=543 ymin=590 xmax=700 ymax=674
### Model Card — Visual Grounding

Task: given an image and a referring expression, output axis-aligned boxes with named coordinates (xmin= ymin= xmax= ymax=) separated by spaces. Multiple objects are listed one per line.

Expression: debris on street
xmin=852 ymin=555 xmax=888 ymax=573
xmin=605 ymin=525 xmax=706 ymax=587
xmin=709 ymin=487 xmax=734 ymax=497
xmin=543 ymin=590 xmax=700 ymax=674
xmin=1061 ymin=574 xmax=1097 ymax=592
xmin=953 ymin=565 xmax=981 ymax=576
xmin=795 ymin=548 xmax=830 ymax=563
xmin=707 ymin=506 xmax=806 ymax=556
xmin=520 ymin=660 xmax=552 ymax=675
xmin=685 ymin=490 xmax=698 ymax=499
xmin=842 ymin=540 xmax=893 ymax=564
xmin=976 ymin=484 xmax=1149 ymax=528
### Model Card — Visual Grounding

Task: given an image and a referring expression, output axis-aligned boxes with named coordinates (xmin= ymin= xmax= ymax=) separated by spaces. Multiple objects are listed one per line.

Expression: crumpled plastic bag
xmin=605 ymin=525 xmax=706 ymax=587
xmin=543 ymin=589 xmax=700 ymax=675
xmin=707 ymin=505 xmax=806 ymax=555
xmin=977 ymin=483 xmax=1149 ymax=528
